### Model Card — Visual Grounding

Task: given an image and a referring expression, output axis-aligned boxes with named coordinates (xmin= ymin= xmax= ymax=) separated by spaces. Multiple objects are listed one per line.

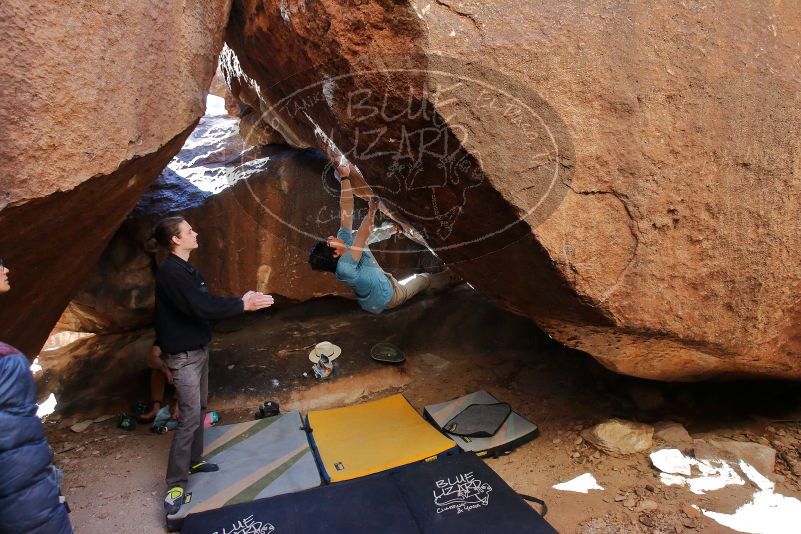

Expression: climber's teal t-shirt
xmin=335 ymin=227 xmax=393 ymax=314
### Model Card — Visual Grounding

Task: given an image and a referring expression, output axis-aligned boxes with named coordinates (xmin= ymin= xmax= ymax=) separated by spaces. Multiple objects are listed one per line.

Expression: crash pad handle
xmin=517 ymin=493 xmax=548 ymax=517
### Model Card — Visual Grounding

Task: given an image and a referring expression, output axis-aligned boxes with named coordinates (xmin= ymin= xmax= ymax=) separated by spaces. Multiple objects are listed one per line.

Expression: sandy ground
xmin=41 ymin=288 xmax=801 ymax=533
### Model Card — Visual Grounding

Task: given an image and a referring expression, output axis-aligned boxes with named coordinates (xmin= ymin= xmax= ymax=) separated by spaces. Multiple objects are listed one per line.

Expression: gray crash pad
xmin=166 ymin=411 xmax=321 ymax=530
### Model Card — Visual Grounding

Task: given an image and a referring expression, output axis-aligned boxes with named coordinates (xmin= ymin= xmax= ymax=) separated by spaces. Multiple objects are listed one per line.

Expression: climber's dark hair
xmin=308 ymin=240 xmax=338 ymax=273
xmin=145 ymin=216 xmax=185 ymax=253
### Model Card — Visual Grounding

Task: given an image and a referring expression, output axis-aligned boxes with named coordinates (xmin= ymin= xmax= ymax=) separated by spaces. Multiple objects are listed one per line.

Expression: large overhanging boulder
xmin=222 ymin=0 xmax=801 ymax=380
xmin=0 ymin=1 xmax=232 ymax=355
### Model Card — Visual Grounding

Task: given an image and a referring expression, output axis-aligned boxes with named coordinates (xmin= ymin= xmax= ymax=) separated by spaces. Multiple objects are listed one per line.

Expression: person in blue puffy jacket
xmin=0 ymin=259 xmax=73 ymax=534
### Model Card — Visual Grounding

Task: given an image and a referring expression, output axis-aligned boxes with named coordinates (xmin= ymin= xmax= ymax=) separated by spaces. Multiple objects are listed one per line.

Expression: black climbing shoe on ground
xmin=164 ymin=486 xmax=185 ymax=515
xmin=189 ymin=461 xmax=219 ymax=474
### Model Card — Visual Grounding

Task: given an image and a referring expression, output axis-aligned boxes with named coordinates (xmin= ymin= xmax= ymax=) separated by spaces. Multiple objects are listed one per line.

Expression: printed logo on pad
xmin=433 ymin=471 xmax=492 ymax=515
xmin=213 ymin=514 xmax=275 ymax=534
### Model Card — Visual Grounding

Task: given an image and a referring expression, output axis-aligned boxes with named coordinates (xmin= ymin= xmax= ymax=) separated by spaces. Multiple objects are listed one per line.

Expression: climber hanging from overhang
xmin=307 ymin=133 xmax=451 ymax=314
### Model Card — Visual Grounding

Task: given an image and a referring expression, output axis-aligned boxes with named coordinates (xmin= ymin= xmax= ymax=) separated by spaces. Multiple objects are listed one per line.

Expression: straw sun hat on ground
xmin=309 ymin=341 xmax=342 ymax=363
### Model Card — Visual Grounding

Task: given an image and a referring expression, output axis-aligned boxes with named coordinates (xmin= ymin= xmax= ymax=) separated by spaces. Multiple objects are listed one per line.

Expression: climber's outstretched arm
xmin=339 ymin=172 xmax=354 ymax=231
xmin=349 ymin=197 xmax=380 ymax=263
xmin=320 ymin=138 xmax=426 ymax=247
xmin=340 ymin=160 xmax=429 ymax=248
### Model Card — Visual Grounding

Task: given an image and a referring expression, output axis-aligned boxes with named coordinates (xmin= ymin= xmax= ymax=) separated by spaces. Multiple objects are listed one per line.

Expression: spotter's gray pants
xmin=164 ymin=346 xmax=208 ymax=489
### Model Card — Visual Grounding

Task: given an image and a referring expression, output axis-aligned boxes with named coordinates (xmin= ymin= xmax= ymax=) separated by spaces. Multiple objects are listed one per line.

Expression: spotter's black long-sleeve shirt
xmin=154 ymin=254 xmax=244 ymax=354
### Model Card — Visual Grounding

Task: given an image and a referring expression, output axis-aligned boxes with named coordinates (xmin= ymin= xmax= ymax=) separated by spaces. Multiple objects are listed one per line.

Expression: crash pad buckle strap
xmin=517 ymin=493 xmax=548 ymax=516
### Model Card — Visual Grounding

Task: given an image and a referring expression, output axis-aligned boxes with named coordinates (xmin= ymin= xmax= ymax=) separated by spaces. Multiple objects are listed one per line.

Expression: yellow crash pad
xmin=307 ymin=394 xmax=457 ymax=482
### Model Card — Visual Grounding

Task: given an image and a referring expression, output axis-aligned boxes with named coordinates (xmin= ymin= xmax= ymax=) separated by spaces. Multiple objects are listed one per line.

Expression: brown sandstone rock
xmin=0 ymin=1 xmax=231 ymax=354
xmin=582 ymin=419 xmax=654 ymax=456
xmin=209 ymin=66 xmax=231 ymax=100
xmin=1 ymin=126 xmax=196 ymax=353
xmin=222 ymin=0 xmax=801 ymax=380
xmin=55 ymin=230 xmax=157 ymax=334
xmin=220 ymin=45 xmax=305 ymax=147
xmin=653 ymin=421 xmax=693 ymax=452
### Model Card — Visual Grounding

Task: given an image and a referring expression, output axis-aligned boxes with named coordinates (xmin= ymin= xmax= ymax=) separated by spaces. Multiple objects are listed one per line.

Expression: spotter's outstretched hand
xmin=243 ymin=292 xmax=274 ymax=311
